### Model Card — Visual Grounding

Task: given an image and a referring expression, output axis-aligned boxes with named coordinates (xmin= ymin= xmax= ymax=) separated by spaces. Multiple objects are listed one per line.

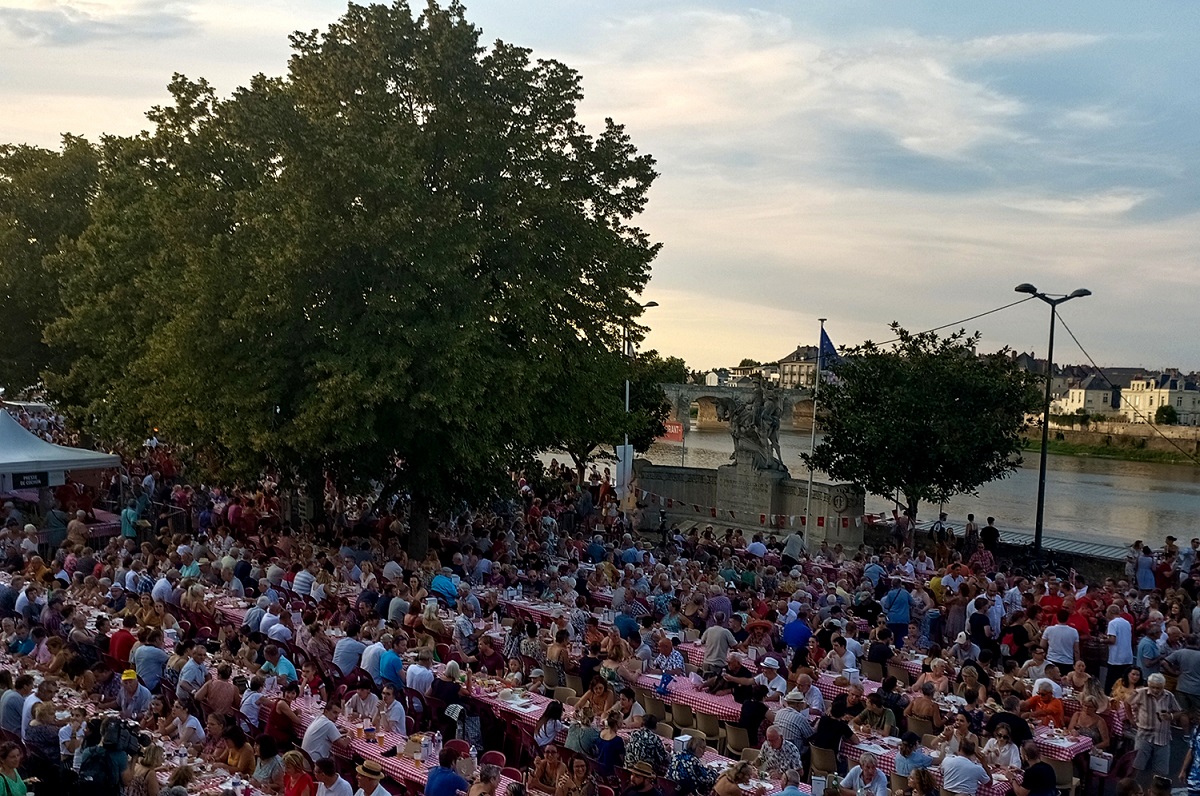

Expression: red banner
xmin=658 ymin=421 xmax=684 ymax=443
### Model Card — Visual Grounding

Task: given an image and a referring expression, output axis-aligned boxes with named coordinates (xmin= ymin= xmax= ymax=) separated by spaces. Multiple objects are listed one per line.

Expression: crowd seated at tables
xmin=0 ymin=474 xmax=1199 ymax=796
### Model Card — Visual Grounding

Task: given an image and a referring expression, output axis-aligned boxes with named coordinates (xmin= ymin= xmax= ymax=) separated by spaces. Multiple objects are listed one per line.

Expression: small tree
xmin=803 ymin=324 xmax=1040 ymax=520
xmin=1156 ymin=404 xmax=1180 ymax=425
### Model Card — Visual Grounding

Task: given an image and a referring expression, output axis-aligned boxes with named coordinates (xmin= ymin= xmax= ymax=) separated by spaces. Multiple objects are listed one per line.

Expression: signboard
xmin=658 ymin=421 xmax=684 ymax=443
xmin=11 ymin=472 xmax=48 ymax=489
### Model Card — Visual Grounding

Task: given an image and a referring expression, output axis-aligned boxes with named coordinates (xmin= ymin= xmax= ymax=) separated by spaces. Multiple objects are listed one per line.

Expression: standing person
xmin=1105 ymin=605 xmax=1135 ymax=690
xmin=1042 ymin=610 xmax=1080 ymax=669
xmin=1013 ymin=743 xmax=1057 ymax=796
xmin=981 ymin=518 xmax=1000 ymax=554
xmin=881 ymin=579 xmax=912 ymax=647
xmin=1130 ymin=673 xmax=1182 ymax=782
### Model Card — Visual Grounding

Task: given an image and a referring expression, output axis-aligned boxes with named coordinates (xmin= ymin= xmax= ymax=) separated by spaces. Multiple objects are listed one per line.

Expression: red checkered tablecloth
xmin=841 ymin=738 xmax=1013 ymax=796
xmin=1031 ymin=725 xmax=1093 ymax=761
xmin=632 ymin=673 xmax=742 ymax=722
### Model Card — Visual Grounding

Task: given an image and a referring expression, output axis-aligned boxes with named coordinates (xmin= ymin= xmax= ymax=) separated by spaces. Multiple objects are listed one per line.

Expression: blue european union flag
xmin=818 ymin=328 xmax=841 ymax=371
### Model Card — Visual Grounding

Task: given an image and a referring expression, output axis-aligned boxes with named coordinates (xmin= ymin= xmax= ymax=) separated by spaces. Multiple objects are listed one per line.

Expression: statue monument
xmin=715 ymin=380 xmax=786 ymax=472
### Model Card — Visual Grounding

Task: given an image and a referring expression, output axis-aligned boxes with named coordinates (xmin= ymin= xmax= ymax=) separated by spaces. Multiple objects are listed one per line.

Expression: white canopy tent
xmin=0 ymin=410 xmax=120 ymax=491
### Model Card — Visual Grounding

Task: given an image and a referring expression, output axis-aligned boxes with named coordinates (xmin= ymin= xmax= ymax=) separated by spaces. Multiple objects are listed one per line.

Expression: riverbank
xmin=1022 ymin=432 xmax=1200 ymax=466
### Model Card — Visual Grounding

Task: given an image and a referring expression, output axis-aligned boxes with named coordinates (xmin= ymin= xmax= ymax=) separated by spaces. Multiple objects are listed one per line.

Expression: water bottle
xmin=469 ymin=744 xmax=478 ymax=772
xmin=433 ymin=730 xmax=442 ymax=761
xmin=493 ymin=612 xmax=500 ymax=632
xmin=421 ymin=733 xmax=432 ymax=763
xmin=1047 ymin=719 xmax=1055 ymax=735
xmin=232 ymin=774 xmax=243 ymax=795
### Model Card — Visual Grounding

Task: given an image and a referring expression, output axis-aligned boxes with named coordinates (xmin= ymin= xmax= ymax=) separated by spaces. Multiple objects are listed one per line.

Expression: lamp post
xmin=1014 ymin=283 xmax=1091 ymax=553
xmin=621 ymin=301 xmax=658 ymax=500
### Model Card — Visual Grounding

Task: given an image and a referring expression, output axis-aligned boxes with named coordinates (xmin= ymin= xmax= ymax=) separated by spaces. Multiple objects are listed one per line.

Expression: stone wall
xmin=632 ymin=458 xmax=865 ymax=546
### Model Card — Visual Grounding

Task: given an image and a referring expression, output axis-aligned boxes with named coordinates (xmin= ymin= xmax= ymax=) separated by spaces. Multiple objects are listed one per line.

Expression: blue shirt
xmin=120 ymin=507 xmax=138 ymax=538
xmin=882 ymin=588 xmax=912 ymax=624
xmin=769 ymin=787 xmax=806 ymax=796
xmin=426 ymin=766 xmax=468 ymax=796
xmin=1137 ymin=635 xmax=1162 ymax=678
xmin=894 ymin=748 xmax=934 ymax=775
xmin=379 ymin=650 xmax=405 ymax=687
xmin=864 ymin=563 xmax=887 ymax=587
xmin=263 ymin=655 xmax=297 ymax=682
xmin=430 ymin=575 xmax=458 ymax=604
xmin=333 ymin=637 xmax=367 ymax=677
xmin=177 ymin=659 xmax=207 ymax=700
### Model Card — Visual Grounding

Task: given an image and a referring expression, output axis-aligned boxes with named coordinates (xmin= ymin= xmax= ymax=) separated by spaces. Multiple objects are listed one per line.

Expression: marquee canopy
xmin=0 ymin=411 xmax=120 ymax=477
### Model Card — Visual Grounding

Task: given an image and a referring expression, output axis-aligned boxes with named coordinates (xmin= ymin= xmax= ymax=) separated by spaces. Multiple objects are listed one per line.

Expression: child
xmin=502 ymin=657 xmax=525 ymax=687
xmin=527 ymin=668 xmax=547 ymax=696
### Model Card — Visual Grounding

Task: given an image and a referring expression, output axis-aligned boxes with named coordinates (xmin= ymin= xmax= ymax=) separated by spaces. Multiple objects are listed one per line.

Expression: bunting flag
xmin=666 ymin=498 xmax=673 ymax=508
xmin=800 ymin=516 xmax=806 ymax=526
xmin=710 ymin=507 xmax=717 ymax=518
xmin=841 ymin=517 xmax=849 ymax=528
xmin=728 ymin=510 xmax=736 ymax=519
xmin=789 ymin=516 xmax=795 ymax=527
xmin=693 ymin=504 xmax=701 ymax=513
xmin=759 ymin=513 xmax=767 ymax=525
xmin=817 ymin=516 xmax=825 ymax=527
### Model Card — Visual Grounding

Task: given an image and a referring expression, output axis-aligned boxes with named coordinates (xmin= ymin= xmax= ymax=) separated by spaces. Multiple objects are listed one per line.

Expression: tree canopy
xmin=803 ymin=324 xmax=1040 ymax=519
xmin=26 ymin=1 xmax=661 ymax=553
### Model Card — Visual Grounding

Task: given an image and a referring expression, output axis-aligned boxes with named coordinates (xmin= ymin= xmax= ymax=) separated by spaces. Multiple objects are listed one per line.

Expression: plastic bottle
xmin=469 ymin=744 xmax=478 ymax=772
xmin=1048 ymin=719 xmax=1055 ymax=734
xmin=493 ymin=612 xmax=500 ymax=631
xmin=432 ymin=730 xmax=442 ymax=761
xmin=421 ymin=733 xmax=432 ymax=764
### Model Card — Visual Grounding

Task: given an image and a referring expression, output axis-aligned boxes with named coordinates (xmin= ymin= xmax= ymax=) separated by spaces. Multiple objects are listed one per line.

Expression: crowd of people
xmin=0 ymin=463 xmax=1196 ymax=796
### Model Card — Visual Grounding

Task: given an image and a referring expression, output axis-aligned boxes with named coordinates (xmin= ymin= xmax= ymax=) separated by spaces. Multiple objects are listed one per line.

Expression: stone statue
xmin=716 ymin=379 xmax=787 ymax=472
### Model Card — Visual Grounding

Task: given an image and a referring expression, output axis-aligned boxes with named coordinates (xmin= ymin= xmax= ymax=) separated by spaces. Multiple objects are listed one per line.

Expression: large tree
xmin=0 ymin=136 xmax=98 ymax=391
xmin=544 ymin=345 xmax=686 ymax=481
xmin=803 ymin=324 xmax=1040 ymax=519
xmin=41 ymin=1 xmax=659 ymax=554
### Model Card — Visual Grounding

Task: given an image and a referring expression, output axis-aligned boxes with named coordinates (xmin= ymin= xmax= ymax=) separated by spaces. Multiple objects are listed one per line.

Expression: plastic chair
xmin=671 ymin=702 xmax=695 ymax=732
xmin=887 ymin=662 xmax=912 ymax=686
xmin=739 ymin=747 xmax=760 ymax=762
xmin=446 ymin=739 xmax=470 ymax=756
xmin=860 ymin=661 xmax=884 ymax=681
xmin=501 ymin=767 xmax=524 ymax=783
xmin=1050 ymin=758 xmax=1081 ymax=796
xmin=654 ymin=723 xmax=675 ymax=740
xmin=481 ymin=751 xmax=507 ymax=767
xmin=553 ymin=687 xmax=577 ymax=704
xmin=890 ymin=773 xmax=907 ymax=793
xmin=692 ymin=711 xmax=722 ymax=751
xmin=564 ymin=673 xmax=584 ymax=694
xmin=723 ymin=724 xmax=751 ymax=757
xmin=907 ymin=715 xmax=935 ymax=738
xmin=809 ymin=745 xmax=837 ymax=778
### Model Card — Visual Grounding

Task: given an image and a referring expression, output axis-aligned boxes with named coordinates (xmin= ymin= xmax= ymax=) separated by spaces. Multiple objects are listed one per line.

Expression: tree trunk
xmin=303 ymin=466 xmax=328 ymax=535
xmin=409 ymin=491 xmax=430 ymax=560
xmin=905 ymin=495 xmax=919 ymax=522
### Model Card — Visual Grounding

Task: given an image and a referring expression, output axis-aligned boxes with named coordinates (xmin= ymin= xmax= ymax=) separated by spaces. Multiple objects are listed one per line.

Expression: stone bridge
xmin=660 ymin=384 xmax=815 ymax=430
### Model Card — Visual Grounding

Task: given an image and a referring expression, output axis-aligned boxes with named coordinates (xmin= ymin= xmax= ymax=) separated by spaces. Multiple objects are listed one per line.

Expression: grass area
xmin=1022 ymin=437 xmax=1200 ymax=466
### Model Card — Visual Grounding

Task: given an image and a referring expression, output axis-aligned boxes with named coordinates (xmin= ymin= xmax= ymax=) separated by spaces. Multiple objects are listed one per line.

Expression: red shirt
xmin=109 ymin=628 xmax=136 ymax=664
xmin=1066 ymin=612 xmax=1090 ymax=636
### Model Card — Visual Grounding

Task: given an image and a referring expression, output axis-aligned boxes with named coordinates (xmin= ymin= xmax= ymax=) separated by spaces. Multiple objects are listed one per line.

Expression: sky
xmin=3 ymin=1 xmax=1198 ymax=372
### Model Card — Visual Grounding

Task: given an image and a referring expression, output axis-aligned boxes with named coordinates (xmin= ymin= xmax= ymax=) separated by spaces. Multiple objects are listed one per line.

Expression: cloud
xmin=0 ymin=0 xmax=192 ymax=45
xmin=570 ymin=11 xmax=1103 ymax=161
xmin=1002 ymin=189 xmax=1150 ymax=216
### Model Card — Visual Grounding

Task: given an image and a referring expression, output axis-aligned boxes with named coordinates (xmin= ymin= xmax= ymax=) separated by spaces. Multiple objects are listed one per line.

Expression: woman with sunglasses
xmin=982 ymin=722 xmax=1021 ymax=768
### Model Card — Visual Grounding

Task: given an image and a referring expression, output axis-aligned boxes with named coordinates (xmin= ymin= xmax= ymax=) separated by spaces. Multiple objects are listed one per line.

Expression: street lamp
xmin=1015 ymin=283 xmax=1091 ymax=553
xmin=621 ymin=301 xmax=659 ymax=499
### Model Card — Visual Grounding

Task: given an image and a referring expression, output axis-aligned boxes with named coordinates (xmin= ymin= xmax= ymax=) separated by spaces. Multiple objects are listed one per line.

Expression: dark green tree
xmin=0 ymin=136 xmax=98 ymax=391
xmin=802 ymin=324 xmax=1040 ymax=519
xmin=42 ymin=1 xmax=659 ymax=555
xmin=1155 ymin=404 xmax=1179 ymax=425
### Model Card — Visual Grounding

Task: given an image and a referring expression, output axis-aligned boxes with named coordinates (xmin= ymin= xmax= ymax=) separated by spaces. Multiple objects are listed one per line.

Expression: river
xmin=639 ymin=427 xmax=1200 ymax=548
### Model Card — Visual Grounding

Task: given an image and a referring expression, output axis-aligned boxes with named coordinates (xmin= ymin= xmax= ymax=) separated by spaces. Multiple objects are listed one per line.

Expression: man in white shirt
xmin=314 ymin=758 xmax=353 ymax=796
xmin=353 ymin=760 xmax=390 ymax=796
xmin=795 ymin=673 xmax=825 ymax=713
xmin=375 ymin=685 xmax=407 ymax=734
xmin=1105 ymin=605 xmax=1134 ymax=689
xmin=361 ymin=633 xmax=388 ymax=685
xmin=406 ymin=648 xmax=435 ymax=695
xmin=940 ymin=739 xmax=991 ymax=794
xmin=21 ymin=680 xmax=54 ymax=739
xmin=258 ymin=603 xmax=283 ymax=637
xmin=1041 ymin=610 xmax=1080 ymax=668
xmin=754 ymin=658 xmax=789 ymax=702
xmin=746 ymin=535 xmax=768 ymax=558
xmin=302 ymin=701 xmax=349 ymax=762
xmin=912 ymin=551 xmax=935 ymax=578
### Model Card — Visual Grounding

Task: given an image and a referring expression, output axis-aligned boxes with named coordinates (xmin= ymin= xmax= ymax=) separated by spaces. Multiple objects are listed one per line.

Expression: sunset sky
xmin=4 ymin=1 xmax=1197 ymax=370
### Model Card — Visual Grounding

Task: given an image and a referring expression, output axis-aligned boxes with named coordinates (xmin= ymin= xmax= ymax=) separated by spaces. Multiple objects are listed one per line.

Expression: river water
xmin=641 ymin=427 xmax=1200 ymax=548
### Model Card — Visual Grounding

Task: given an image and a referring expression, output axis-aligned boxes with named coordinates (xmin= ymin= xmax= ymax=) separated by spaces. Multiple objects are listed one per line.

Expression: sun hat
xmin=356 ymin=760 xmax=385 ymax=779
xmin=761 ymin=657 xmax=780 ymax=669
xmin=626 ymin=761 xmax=657 ymax=778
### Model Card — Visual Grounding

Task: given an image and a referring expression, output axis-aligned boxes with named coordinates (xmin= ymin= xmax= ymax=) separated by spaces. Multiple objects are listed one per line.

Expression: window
xmin=1178 ymin=397 xmax=1184 ymax=407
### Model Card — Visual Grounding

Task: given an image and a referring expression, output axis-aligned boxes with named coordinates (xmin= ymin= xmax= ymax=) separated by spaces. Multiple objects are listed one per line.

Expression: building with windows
xmin=775 ymin=344 xmax=818 ymax=390
xmin=1121 ymin=375 xmax=1200 ymax=425
xmin=1051 ymin=375 xmax=1122 ymax=417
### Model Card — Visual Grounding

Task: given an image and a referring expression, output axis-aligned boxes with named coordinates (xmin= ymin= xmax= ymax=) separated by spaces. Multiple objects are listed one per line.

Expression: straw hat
xmin=356 ymin=760 xmax=385 ymax=779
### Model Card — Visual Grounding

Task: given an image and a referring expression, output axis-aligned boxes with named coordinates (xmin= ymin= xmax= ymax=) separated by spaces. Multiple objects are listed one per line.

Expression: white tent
xmin=0 ymin=411 xmax=120 ymax=490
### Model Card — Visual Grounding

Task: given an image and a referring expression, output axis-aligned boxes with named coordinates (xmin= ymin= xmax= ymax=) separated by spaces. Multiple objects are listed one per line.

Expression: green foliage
xmin=738 ymin=358 xmax=761 ymax=368
xmin=0 ymin=136 xmax=98 ymax=391
xmin=39 ymin=1 xmax=659 ymax=553
xmin=1155 ymin=404 xmax=1179 ymax=425
xmin=803 ymin=324 xmax=1040 ymax=518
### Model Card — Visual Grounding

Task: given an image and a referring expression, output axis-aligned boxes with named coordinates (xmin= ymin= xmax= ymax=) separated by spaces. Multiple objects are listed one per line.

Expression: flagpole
xmin=805 ymin=318 xmax=826 ymax=530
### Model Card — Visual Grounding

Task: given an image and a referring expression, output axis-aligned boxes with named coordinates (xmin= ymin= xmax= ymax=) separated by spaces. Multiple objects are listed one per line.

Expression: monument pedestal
xmin=716 ymin=462 xmax=788 ymax=521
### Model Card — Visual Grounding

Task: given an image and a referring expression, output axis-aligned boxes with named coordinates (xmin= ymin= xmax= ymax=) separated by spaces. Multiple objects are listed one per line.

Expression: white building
xmin=1121 ymin=376 xmax=1200 ymax=425
xmin=1051 ymin=375 xmax=1122 ymax=417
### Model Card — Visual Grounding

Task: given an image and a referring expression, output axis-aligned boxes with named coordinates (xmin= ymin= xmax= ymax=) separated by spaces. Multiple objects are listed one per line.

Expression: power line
xmin=1056 ymin=315 xmax=1200 ymax=467
xmin=779 ymin=296 xmax=1038 ymax=363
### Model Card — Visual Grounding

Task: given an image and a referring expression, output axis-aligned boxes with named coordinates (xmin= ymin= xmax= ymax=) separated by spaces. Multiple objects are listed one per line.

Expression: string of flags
xmin=637 ymin=489 xmax=861 ymax=529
